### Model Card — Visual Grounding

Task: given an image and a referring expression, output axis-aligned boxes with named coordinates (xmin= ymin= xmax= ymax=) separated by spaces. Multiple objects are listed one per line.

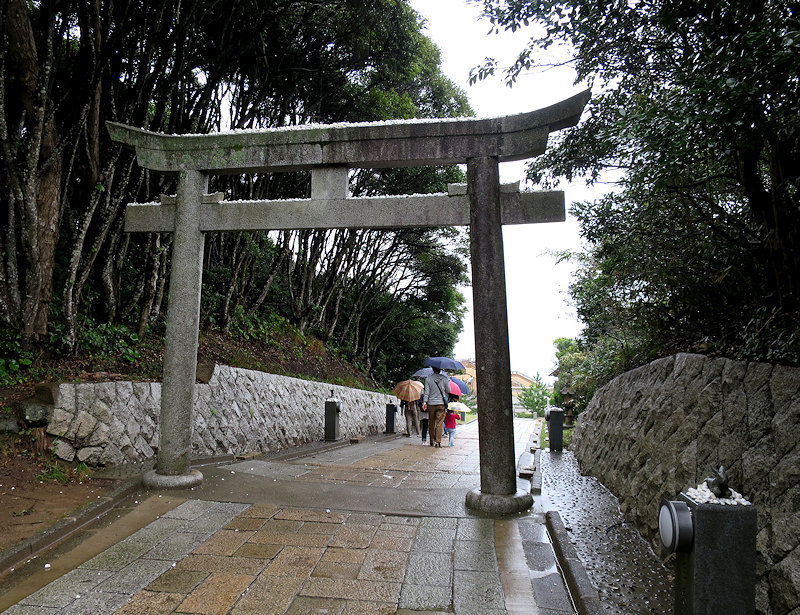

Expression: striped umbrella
xmin=393 ymin=380 xmax=424 ymax=401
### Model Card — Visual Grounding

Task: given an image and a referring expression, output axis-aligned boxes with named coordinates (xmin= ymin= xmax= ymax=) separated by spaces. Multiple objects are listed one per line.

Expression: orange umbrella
xmin=393 ymin=380 xmax=423 ymax=401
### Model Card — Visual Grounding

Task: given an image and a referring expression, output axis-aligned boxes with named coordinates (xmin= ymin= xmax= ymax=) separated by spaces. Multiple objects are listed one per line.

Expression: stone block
xmin=768 ymin=547 xmax=800 ymax=614
xmin=87 ymin=421 xmax=110 ymax=447
xmin=0 ymin=415 xmax=19 ymax=433
xmin=100 ymin=442 xmax=126 ymax=465
xmin=74 ymin=410 xmax=98 ymax=440
xmin=771 ymin=393 xmax=800 ymax=457
xmin=20 ymin=400 xmax=50 ymax=426
xmin=745 ymin=362 xmax=774 ymax=438
xmin=47 ymin=407 xmax=75 ymax=438
xmin=77 ymin=446 xmax=104 ymax=465
xmin=34 ymin=382 xmax=60 ymax=404
xmin=51 ymin=439 xmax=76 ymax=461
xmin=771 ymin=512 xmax=800 ymax=561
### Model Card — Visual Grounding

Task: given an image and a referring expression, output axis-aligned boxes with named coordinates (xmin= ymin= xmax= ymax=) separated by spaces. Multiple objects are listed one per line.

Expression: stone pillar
xmin=464 ymin=156 xmax=532 ymax=515
xmin=142 ymin=170 xmax=206 ymax=489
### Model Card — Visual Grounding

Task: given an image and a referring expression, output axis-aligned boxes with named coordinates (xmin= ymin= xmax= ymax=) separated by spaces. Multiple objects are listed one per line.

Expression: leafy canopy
xmin=477 ymin=0 xmax=800 ymax=390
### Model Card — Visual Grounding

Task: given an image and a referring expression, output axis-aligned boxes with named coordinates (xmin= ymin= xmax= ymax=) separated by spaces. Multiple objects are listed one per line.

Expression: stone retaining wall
xmin=45 ymin=364 xmax=396 ymax=466
xmin=571 ymin=353 xmax=800 ymax=614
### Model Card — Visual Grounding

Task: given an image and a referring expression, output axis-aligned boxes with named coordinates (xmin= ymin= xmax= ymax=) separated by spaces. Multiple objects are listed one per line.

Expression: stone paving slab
xmin=0 ymin=419 xmax=583 ymax=615
xmin=3 ymin=502 xmax=529 ymax=614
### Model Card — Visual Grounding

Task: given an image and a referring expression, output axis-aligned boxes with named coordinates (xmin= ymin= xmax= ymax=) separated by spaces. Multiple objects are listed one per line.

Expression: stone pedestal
xmin=325 ymin=398 xmax=341 ymax=441
xmin=142 ymin=469 xmax=203 ymax=490
xmin=548 ymin=408 xmax=564 ymax=453
xmin=676 ymin=495 xmax=757 ymax=614
xmin=384 ymin=403 xmax=397 ymax=434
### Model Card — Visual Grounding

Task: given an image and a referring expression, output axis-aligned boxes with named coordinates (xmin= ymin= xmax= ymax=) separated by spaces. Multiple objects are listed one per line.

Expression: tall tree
xmin=478 ymin=0 xmax=800 ymax=367
xmin=1 ymin=0 xmax=471 ymax=385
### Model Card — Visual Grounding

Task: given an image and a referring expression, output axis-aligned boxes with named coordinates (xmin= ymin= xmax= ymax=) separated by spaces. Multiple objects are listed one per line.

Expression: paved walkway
xmin=0 ymin=419 xmax=576 ymax=615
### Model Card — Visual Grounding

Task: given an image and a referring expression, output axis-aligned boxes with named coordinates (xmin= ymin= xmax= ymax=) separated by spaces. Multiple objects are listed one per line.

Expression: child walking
xmin=444 ymin=408 xmax=457 ymax=447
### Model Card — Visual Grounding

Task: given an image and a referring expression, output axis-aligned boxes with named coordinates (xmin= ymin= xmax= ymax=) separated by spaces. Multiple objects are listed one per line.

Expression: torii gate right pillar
xmin=465 ymin=156 xmax=533 ymax=514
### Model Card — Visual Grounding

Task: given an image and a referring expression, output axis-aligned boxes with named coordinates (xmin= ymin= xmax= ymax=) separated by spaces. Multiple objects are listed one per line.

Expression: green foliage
xmin=35 ymin=461 xmax=69 ymax=484
xmin=460 ymin=394 xmax=478 ymax=413
xmin=75 ymin=462 xmax=92 ymax=480
xmin=476 ymin=0 xmax=800 ymax=398
xmin=79 ymin=320 xmax=141 ymax=363
xmin=228 ymin=312 xmax=296 ymax=344
xmin=0 ymin=329 xmax=33 ymax=387
xmin=2 ymin=0 xmax=474 ymax=392
xmin=551 ymin=337 xmax=591 ymax=415
xmin=517 ymin=373 xmax=553 ymax=416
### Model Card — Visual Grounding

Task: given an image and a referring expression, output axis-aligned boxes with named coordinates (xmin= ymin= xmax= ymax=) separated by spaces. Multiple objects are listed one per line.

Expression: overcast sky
xmin=409 ymin=0 xmax=596 ymax=383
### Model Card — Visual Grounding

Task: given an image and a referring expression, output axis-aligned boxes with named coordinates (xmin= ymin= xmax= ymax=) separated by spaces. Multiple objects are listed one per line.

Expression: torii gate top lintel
xmin=107 ymin=89 xmax=590 ymax=174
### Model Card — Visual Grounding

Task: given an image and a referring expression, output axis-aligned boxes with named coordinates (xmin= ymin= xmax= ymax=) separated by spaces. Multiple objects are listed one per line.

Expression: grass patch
xmin=540 ymin=421 xmax=576 ymax=449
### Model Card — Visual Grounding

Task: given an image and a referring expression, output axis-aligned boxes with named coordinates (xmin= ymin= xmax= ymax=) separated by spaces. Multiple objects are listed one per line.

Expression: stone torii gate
xmin=107 ymin=89 xmax=589 ymax=515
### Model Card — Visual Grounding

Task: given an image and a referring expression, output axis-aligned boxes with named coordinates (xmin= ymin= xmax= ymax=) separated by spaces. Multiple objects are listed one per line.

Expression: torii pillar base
xmin=142 ymin=469 xmax=204 ymax=490
xmin=466 ymin=488 xmax=534 ymax=516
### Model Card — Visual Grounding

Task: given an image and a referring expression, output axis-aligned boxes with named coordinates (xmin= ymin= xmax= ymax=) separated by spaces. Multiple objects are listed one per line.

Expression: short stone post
xmin=384 ymin=403 xmax=398 ymax=434
xmin=465 ymin=156 xmax=532 ymax=515
xmin=659 ymin=480 xmax=757 ymax=614
xmin=548 ymin=408 xmax=564 ymax=453
xmin=324 ymin=394 xmax=341 ymax=442
xmin=677 ymin=498 xmax=756 ymax=613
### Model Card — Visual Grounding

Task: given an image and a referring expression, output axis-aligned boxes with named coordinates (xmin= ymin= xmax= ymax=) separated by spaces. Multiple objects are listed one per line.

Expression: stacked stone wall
xmin=46 ymin=365 xmax=395 ymax=466
xmin=571 ymin=353 xmax=800 ymax=614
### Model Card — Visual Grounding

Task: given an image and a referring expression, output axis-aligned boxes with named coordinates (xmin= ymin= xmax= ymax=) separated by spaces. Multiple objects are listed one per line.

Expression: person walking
xmin=444 ymin=407 xmax=457 ymax=446
xmin=423 ymin=367 xmax=450 ymax=448
xmin=403 ymin=398 xmax=420 ymax=437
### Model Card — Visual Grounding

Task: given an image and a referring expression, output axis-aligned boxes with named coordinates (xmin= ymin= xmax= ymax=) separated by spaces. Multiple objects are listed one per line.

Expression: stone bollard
xmin=548 ymin=408 xmax=564 ymax=452
xmin=324 ymin=394 xmax=341 ymax=442
xmin=659 ymin=475 xmax=757 ymax=614
xmin=384 ymin=403 xmax=398 ymax=434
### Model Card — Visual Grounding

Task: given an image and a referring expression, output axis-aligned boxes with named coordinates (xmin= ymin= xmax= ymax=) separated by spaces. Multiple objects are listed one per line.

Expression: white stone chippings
xmin=685 ymin=482 xmax=752 ymax=505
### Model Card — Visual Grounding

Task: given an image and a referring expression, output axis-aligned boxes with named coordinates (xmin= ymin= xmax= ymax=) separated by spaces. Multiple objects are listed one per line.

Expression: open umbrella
xmin=448 ymin=380 xmax=462 ymax=396
xmin=423 ymin=356 xmax=465 ymax=371
xmin=450 ymin=376 xmax=469 ymax=395
xmin=448 ymin=401 xmax=470 ymax=414
xmin=412 ymin=367 xmax=434 ymax=378
xmin=393 ymin=380 xmax=423 ymax=401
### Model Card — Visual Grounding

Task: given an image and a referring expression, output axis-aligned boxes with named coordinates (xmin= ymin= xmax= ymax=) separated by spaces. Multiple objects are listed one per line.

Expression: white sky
xmin=409 ymin=0 xmax=596 ymax=384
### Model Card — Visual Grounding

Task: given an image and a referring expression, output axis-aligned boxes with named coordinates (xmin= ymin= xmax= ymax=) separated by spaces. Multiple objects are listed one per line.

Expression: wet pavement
xmin=540 ymin=451 xmax=673 ymax=614
xmin=0 ymin=419 xmax=675 ymax=615
xmin=0 ymin=419 xmax=578 ymax=615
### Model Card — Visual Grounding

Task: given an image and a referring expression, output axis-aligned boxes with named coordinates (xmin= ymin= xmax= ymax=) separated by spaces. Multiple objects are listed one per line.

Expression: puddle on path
xmin=541 ymin=450 xmax=673 ymax=614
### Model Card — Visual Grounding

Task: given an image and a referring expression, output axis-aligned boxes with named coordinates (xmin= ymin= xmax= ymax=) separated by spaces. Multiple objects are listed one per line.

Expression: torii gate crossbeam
xmin=107 ymin=89 xmax=589 ymax=516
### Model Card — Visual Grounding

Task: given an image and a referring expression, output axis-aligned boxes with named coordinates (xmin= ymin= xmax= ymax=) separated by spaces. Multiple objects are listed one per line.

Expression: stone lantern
xmin=560 ymin=385 xmax=575 ymax=426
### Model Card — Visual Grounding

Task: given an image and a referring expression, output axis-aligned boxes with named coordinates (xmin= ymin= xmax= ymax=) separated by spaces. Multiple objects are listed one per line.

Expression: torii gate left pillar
xmin=108 ymin=89 xmax=589 ymax=515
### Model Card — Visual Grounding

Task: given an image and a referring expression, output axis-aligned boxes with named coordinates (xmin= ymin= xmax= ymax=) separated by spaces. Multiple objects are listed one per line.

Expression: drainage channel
xmin=541 ymin=450 xmax=673 ymax=614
